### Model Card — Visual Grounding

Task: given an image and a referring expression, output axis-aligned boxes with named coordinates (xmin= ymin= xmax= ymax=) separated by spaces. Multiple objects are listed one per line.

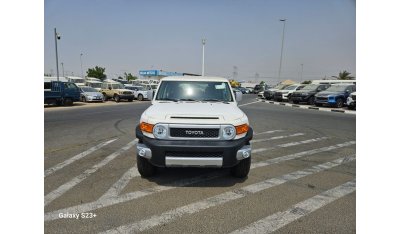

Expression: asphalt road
xmin=44 ymin=95 xmax=356 ymax=234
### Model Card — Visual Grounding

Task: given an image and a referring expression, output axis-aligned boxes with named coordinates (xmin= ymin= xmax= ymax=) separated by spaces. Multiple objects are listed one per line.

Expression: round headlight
xmin=153 ymin=125 xmax=167 ymax=139
xmin=222 ymin=126 xmax=236 ymax=140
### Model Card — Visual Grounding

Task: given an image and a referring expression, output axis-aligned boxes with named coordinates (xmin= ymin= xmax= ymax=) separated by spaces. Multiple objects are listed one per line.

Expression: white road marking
xmin=252 ymin=136 xmax=329 ymax=154
xmin=99 ymin=155 xmax=355 ymax=233
xmin=44 ymin=140 xmax=138 ymax=207
xmin=44 ymin=138 xmax=117 ymax=177
xmin=251 ymin=133 xmax=304 ymax=143
xmin=251 ymin=141 xmax=355 ymax=169
xmin=238 ymin=100 xmax=261 ymax=107
xmin=99 ymin=167 xmax=140 ymax=200
xmin=44 ymin=141 xmax=355 ymax=221
xmin=253 ymin=130 xmax=284 ymax=136
xmin=230 ymin=179 xmax=356 ymax=234
xmin=44 ymin=171 xmax=224 ymax=221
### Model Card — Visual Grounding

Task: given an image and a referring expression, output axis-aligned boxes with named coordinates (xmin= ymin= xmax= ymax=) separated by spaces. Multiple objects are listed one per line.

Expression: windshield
xmin=155 ymin=81 xmax=234 ymax=102
xmin=88 ymin=83 xmax=101 ymax=88
xmin=301 ymin=84 xmax=319 ymax=91
xmin=71 ymin=78 xmax=85 ymax=83
xmin=325 ymin=85 xmax=349 ymax=92
xmin=81 ymin=87 xmax=98 ymax=92
xmin=284 ymin=85 xmax=299 ymax=90
xmin=111 ymin=84 xmax=125 ymax=89
xmin=274 ymin=84 xmax=289 ymax=90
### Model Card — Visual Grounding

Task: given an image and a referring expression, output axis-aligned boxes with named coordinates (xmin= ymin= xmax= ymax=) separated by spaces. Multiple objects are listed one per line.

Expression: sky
xmin=44 ymin=0 xmax=356 ymax=84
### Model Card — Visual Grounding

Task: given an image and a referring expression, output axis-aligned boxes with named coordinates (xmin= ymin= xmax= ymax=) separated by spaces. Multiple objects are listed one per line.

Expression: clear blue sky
xmin=44 ymin=0 xmax=355 ymax=83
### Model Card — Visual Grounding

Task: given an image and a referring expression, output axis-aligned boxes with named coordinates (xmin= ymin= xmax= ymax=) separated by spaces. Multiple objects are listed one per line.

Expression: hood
xmin=84 ymin=92 xmax=102 ymax=96
xmin=316 ymin=91 xmax=344 ymax=97
xmin=144 ymin=102 xmax=245 ymax=123
xmin=116 ymin=89 xmax=133 ymax=93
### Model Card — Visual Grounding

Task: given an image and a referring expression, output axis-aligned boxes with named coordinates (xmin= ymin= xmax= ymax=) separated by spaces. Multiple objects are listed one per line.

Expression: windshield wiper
xmin=202 ymin=99 xmax=229 ymax=104
xmin=177 ymin=98 xmax=198 ymax=102
xmin=159 ymin=98 xmax=178 ymax=102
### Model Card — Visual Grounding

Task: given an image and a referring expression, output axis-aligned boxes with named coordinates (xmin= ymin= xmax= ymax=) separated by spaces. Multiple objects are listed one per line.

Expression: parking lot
xmin=44 ymin=94 xmax=356 ymax=233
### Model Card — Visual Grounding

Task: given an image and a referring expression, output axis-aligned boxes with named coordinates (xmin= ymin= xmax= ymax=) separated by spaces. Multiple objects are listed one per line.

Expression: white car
xmin=135 ymin=76 xmax=253 ymax=178
xmin=124 ymin=85 xmax=153 ymax=101
xmin=273 ymin=84 xmax=305 ymax=102
xmin=347 ymin=92 xmax=356 ymax=110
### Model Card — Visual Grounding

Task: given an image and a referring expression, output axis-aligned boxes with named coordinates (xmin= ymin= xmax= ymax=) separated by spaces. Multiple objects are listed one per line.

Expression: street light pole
xmin=61 ymin=62 xmax=64 ymax=77
xmin=54 ymin=28 xmax=61 ymax=81
xmin=80 ymin=53 xmax=84 ymax=78
xmin=202 ymin=39 xmax=206 ymax=76
xmin=278 ymin=19 xmax=286 ymax=81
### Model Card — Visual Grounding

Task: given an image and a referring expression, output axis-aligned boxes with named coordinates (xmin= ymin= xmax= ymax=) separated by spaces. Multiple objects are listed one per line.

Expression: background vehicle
xmin=347 ymin=92 xmax=356 ymax=110
xmin=79 ymin=86 xmax=104 ymax=102
xmin=65 ymin=76 xmax=86 ymax=87
xmin=263 ymin=84 xmax=290 ymax=100
xmin=253 ymin=84 xmax=265 ymax=94
xmin=290 ymin=84 xmax=331 ymax=105
xmin=124 ymin=85 xmax=153 ymax=101
xmin=85 ymin=77 xmax=102 ymax=91
xmin=44 ymin=81 xmax=80 ymax=106
xmin=136 ymin=76 xmax=252 ymax=178
xmin=314 ymin=84 xmax=356 ymax=108
xmin=273 ymin=84 xmax=305 ymax=102
xmin=101 ymin=80 xmax=134 ymax=102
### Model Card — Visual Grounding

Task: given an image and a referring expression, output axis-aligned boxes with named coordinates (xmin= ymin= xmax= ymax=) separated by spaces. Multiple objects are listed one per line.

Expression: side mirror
xmin=235 ymin=91 xmax=243 ymax=102
xmin=109 ymin=87 xmax=112 ymax=90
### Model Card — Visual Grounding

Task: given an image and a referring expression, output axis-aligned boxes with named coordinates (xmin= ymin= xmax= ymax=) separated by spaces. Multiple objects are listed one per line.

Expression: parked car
xmin=124 ymin=85 xmax=153 ymax=101
xmin=44 ymin=81 xmax=80 ymax=106
xmin=100 ymin=80 xmax=135 ymax=102
xmin=314 ymin=84 xmax=356 ymax=108
xmin=263 ymin=84 xmax=290 ymax=100
xmin=79 ymin=86 xmax=104 ymax=102
xmin=253 ymin=84 xmax=265 ymax=94
xmin=237 ymin=87 xmax=249 ymax=94
xmin=273 ymin=84 xmax=305 ymax=102
xmin=290 ymin=84 xmax=331 ymax=105
xmin=347 ymin=92 xmax=356 ymax=110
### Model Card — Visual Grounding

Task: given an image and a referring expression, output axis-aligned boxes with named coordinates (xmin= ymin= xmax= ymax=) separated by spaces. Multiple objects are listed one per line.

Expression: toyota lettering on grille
xmin=185 ymin=130 xmax=204 ymax=135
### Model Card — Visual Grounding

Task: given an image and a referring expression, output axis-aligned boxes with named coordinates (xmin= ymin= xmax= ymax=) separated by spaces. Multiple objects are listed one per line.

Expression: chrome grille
xmin=166 ymin=151 xmax=223 ymax=158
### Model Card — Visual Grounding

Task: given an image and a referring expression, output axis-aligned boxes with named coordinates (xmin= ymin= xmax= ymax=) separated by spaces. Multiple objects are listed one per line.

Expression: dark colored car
xmin=314 ymin=84 xmax=356 ymax=108
xmin=44 ymin=81 xmax=81 ymax=106
xmin=237 ymin=87 xmax=248 ymax=94
xmin=263 ymin=84 xmax=290 ymax=100
xmin=290 ymin=84 xmax=331 ymax=105
xmin=253 ymin=84 xmax=265 ymax=94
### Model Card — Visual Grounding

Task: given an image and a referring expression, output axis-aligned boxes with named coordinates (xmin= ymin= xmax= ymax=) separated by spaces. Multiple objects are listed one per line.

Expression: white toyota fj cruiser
xmin=135 ymin=76 xmax=253 ymax=178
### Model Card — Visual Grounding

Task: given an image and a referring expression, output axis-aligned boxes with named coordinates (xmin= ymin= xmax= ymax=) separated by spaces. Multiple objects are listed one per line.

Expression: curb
xmin=256 ymin=98 xmax=356 ymax=115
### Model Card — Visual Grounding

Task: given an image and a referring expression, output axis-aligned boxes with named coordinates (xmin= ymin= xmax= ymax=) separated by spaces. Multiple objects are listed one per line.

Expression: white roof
xmin=44 ymin=76 xmax=68 ymax=82
xmin=161 ymin=76 xmax=228 ymax=82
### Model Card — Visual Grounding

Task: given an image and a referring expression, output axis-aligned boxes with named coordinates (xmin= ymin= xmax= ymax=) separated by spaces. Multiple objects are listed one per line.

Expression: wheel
xmin=114 ymin=94 xmax=120 ymax=103
xmin=293 ymin=100 xmax=299 ymax=104
xmin=308 ymin=96 xmax=315 ymax=105
xmin=128 ymin=98 xmax=133 ymax=102
xmin=315 ymin=103 xmax=322 ymax=107
xmin=137 ymin=155 xmax=156 ymax=177
xmin=335 ymin=98 xmax=344 ymax=108
xmin=230 ymin=157 xmax=251 ymax=178
xmin=138 ymin=94 xmax=144 ymax=101
xmin=102 ymin=93 xmax=108 ymax=101
xmin=63 ymin=98 xmax=73 ymax=106
xmin=81 ymin=96 xmax=86 ymax=102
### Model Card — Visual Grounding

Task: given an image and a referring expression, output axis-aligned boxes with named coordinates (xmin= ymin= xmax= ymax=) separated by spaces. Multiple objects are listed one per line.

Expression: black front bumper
xmin=135 ymin=125 xmax=253 ymax=168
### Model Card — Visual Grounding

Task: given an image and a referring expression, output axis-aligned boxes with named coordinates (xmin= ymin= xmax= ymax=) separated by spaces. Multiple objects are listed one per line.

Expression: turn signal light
xmin=235 ymin=124 xmax=249 ymax=135
xmin=140 ymin=122 xmax=154 ymax=133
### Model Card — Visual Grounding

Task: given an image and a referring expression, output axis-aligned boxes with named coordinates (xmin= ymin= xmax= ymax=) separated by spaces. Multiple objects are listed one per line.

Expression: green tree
xmin=124 ymin=72 xmax=137 ymax=82
xmin=86 ymin=66 xmax=107 ymax=81
xmin=301 ymin=80 xmax=312 ymax=84
xmin=332 ymin=70 xmax=355 ymax=80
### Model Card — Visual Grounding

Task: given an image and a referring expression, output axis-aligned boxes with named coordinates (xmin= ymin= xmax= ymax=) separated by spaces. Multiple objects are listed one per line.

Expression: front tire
xmin=231 ymin=157 xmax=251 ymax=178
xmin=114 ymin=94 xmax=120 ymax=103
xmin=308 ymin=96 xmax=315 ymax=105
xmin=102 ymin=93 xmax=108 ymax=101
xmin=81 ymin=96 xmax=87 ymax=102
xmin=335 ymin=98 xmax=344 ymax=108
xmin=137 ymin=155 xmax=156 ymax=177
xmin=138 ymin=94 xmax=144 ymax=101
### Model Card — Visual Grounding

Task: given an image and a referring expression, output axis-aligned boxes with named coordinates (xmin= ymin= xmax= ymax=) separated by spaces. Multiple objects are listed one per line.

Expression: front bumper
xmin=135 ymin=125 xmax=253 ymax=168
xmin=118 ymin=94 xmax=135 ymax=99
